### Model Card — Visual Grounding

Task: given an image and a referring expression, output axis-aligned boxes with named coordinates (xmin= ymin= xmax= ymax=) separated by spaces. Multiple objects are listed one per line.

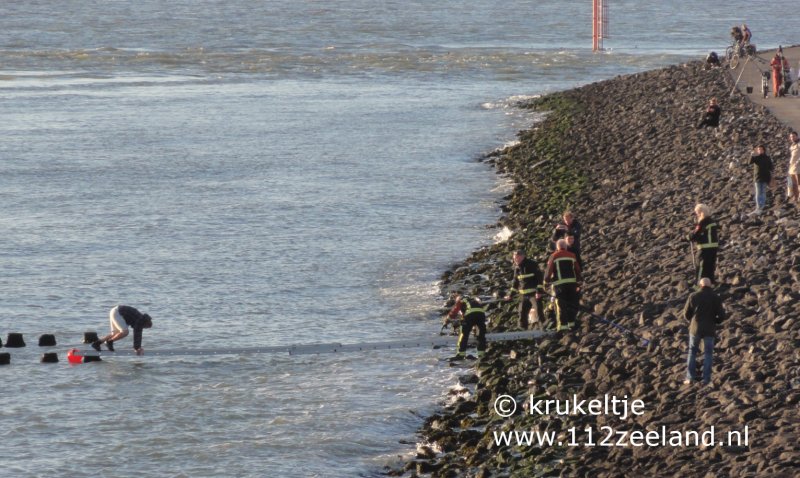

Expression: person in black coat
xmin=748 ymin=144 xmax=774 ymax=213
xmin=93 ymin=305 xmax=153 ymax=355
xmin=696 ymin=97 xmax=721 ymax=128
xmin=683 ymin=278 xmax=726 ymax=385
xmin=551 ymin=211 xmax=582 ymax=254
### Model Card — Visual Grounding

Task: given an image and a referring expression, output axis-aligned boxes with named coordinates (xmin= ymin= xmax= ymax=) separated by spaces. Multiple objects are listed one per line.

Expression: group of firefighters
xmin=447 ymin=211 xmax=584 ymax=360
xmin=446 ymin=206 xmax=719 ymax=360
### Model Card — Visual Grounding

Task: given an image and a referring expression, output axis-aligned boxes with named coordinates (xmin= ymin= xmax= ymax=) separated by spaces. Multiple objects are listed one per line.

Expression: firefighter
xmin=544 ymin=239 xmax=583 ymax=331
xmin=687 ymin=203 xmax=719 ymax=284
xmin=504 ymin=249 xmax=545 ymax=329
xmin=446 ymin=294 xmax=487 ymax=360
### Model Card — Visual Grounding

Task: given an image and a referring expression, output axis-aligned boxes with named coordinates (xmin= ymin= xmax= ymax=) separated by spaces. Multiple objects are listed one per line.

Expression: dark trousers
xmin=554 ymin=284 xmax=580 ymax=329
xmin=698 ymin=249 xmax=717 ymax=284
xmin=458 ymin=314 xmax=487 ymax=353
xmin=518 ymin=294 xmax=544 ymax=329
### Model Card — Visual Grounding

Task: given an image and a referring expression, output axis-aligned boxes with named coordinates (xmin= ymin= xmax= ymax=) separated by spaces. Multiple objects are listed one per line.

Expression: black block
xmin=5 ymin=333 xmax=25 ymax=348
xmin=39 ymin=334 xmax=57 ymax=347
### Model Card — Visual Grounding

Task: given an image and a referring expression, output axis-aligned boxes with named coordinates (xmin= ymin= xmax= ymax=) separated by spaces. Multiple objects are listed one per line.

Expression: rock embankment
xmin=391 ymin=62 xmax=799 ymax=477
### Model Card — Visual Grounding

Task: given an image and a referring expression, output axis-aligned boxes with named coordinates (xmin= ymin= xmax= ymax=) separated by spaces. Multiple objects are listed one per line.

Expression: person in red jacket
xmin=770 ymin=51 xmax=789 ymax=97
xmin=544 ymin=240 xmax=582 ymax=331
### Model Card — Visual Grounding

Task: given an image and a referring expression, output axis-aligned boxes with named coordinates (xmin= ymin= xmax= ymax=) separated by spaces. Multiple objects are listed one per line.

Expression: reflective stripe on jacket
xmin=510 ymin=258 xmax=543 ymax=295
xmin=545 ymin=250 xmax=582 ymax=286
xmin=463 ymin=298 xmax=486 ymax=317
xmin=691 ymin=217 xmax=719 ymax=250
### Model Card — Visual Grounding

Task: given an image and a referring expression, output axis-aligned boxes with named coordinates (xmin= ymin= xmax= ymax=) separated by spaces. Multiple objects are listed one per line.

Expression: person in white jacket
xmin=789 ymin=132 xmax=800 ymax=203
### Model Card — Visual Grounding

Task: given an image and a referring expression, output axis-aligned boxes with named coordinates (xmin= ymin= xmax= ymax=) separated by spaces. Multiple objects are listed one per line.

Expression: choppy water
xmin=0 ymin=1 xmax=795 ymax=476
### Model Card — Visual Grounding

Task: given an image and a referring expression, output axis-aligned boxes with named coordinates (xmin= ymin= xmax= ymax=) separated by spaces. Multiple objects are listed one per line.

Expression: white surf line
xmin=69 ymin=330 xmax=552 ymax=357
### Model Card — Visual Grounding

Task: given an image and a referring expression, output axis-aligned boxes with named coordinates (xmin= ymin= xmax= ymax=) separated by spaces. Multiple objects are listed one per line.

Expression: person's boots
xmin=449 ymin=352 xmax=466 ymax=361
xmin=91 ymin=340 xmax=102 ymax=352
xmin=105 ymin=340 xmax=115 ymax=352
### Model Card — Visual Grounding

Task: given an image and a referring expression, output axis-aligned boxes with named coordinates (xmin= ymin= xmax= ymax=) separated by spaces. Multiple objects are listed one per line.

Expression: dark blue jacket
xmin=118 ymin=305 xmax=148 ymax=349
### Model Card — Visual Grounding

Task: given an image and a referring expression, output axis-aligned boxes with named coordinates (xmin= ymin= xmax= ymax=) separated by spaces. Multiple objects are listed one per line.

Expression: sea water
xmin=0 ymin=1 xmax=794 ymax=476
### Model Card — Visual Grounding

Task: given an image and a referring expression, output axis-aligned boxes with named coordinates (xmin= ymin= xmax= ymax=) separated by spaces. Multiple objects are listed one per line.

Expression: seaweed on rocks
xmin=392 ymin=61 xmax=799 ymax=477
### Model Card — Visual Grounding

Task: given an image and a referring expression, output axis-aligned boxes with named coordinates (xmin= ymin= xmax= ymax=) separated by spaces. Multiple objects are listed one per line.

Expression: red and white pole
xmin=592 ymin=0 xmax=608 ymax=52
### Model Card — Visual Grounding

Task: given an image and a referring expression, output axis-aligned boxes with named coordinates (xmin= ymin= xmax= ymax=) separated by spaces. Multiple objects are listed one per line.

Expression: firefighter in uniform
xmin=504 ymin=249 xmax=545 ymax=329
xmin=687 ymin=203 xmax=719 ymax=284
xmin=447 ymin=294 xmax=487 ymax=360
xmin=544 ymin=239 xmax=583 ymax=331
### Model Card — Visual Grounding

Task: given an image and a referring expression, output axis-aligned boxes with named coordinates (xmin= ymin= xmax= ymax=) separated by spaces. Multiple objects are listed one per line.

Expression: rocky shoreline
xmin=390 ymin=61 xmax=799 ymax=477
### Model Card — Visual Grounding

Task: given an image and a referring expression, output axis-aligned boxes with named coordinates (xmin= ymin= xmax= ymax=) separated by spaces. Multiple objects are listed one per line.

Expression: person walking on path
xmin=683 ymin=278 xmax=726 ymax=385
xmin=504 ymin=250 xmax=545 ymax=329
xmin=749 ymin=144 xmax=774 ymax=213
xmin=770 ymin=51 xmax=789 ymax=97
xmin=544 ymin=239 xmax=582 ymax=331
xmin=446 ymin=294 xmax=487 ymax=360
xmin=789 ymin=132 xmax=800 ymax=204
xmin=696 ymin=97 xmax=721 ymax=129
xmin=687 ymin=204 xmax=719 ymax=284
xmin=92 ymin=305 xmax=152 ymax=355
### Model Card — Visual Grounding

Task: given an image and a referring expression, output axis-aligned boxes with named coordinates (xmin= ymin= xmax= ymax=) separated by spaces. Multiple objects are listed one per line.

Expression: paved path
xmin=729 ymin=45 xmax=800 ymax=130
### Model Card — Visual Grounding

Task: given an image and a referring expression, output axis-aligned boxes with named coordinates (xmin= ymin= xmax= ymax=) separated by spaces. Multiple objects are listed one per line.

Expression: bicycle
xmin=725 ymin=41 xmax=757 ymax=69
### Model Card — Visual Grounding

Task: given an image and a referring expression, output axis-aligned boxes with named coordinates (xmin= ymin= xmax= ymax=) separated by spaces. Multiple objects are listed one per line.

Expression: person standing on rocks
xmin=687 ymin=204 xmax=719 ymax=284
xmin=565 ymin=233 xmax=583 ymax=269
xmin=446 ymin=294 xmax=487 ymax=360
xmin=504 ymin=249 xmax=544 ymax=329
xmin=696 ymin=97 xmax=721 ymax=129
xmin=544 ymin=239 xmax=582 ymax=331
xmin=749 ymin=144 xmax=774 ymax=214
xmin=788 ymin=132 xmax=800 ymax=204
xmin=683 ymin=278 xmax=726 ymax=385
xmin=551 ymin=210 xmax=582 ymax=254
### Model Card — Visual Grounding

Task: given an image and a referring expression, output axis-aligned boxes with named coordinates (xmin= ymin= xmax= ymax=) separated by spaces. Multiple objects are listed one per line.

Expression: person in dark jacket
xmin=544 ymin=240 xmax=582 ymax=331
xmin=687 ymin=203 xmax=719 ymax=284
xmin=696 ymin=97 xmax=721 ymax=128
xmin=565 ymin=233 xmax=584 ymax=269
xmin=705 ymin=52 xmax=720 ymax=69
xmin=551 ymin=210 xmax=582 ymax=254
xmin=748 ymin=144 xmax=774 ymax=213
xmin=93 ymin=305 xmax=152 ymax=355
xmin=504 ymin=250 xmax=544 ymax=329
xmin=683 ymin=278 xmax=726 ymax=385
xmin=446 ymin=294 xmax=487 ymax=360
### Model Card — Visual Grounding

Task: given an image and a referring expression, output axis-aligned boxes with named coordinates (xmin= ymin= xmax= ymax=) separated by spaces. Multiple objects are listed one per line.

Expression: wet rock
xmin=402 ymin=60 xmax=798 ymax=478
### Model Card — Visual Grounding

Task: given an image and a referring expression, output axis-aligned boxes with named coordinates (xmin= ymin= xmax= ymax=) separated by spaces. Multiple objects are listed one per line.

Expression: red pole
xmin=592 ymin=0 xmax=599 ymax=51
